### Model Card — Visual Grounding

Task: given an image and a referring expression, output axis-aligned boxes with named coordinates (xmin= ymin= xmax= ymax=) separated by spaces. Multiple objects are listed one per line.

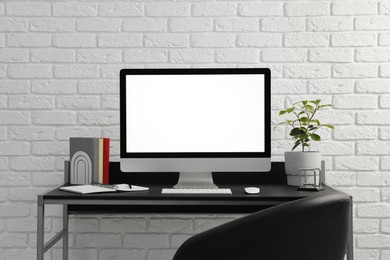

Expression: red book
xmin=103 ymin=138 xmax=110 ymax=184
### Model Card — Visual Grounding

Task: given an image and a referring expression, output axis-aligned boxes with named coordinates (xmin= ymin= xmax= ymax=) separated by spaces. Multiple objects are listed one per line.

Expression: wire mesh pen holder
xmin=298 ymin=167 xmax=324 ymax=191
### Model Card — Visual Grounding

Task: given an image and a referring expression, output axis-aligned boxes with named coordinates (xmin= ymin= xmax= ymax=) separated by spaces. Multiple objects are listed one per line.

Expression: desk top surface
xmin=43 ymin=184 xmax=339 ymax=201
xmin=42 ymin=184 xmax=343 ymax=213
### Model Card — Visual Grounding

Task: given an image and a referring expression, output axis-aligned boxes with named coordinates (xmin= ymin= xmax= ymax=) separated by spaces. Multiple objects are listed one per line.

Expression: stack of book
xmin=70 ymin=137 xmax=110 ymax=184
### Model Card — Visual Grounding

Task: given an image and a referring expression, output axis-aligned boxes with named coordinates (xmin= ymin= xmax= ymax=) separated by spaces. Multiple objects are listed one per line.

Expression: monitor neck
xmin=173 ymin=172 xmax=218 ymax=189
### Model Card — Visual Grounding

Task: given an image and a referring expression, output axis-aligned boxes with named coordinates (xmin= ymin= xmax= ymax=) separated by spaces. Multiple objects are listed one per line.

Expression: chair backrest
xmin=173 ymin=192 xmax=351 ymax=260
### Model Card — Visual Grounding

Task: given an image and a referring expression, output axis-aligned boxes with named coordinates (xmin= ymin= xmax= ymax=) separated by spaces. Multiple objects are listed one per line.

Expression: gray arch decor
xmin=70 ymin=151 xmax=93 ymax=184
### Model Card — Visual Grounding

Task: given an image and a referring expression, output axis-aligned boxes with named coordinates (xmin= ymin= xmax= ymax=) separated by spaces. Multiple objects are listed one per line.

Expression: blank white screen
xmin=126 ymin=74 xmax=265 ymax=153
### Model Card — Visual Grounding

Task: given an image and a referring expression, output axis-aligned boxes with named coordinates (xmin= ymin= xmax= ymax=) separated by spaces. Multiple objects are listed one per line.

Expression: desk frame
xmin=37 ymin=162 xmax=353 ymax=260
xmin=37 ymin=189 xmax=353 ymax=260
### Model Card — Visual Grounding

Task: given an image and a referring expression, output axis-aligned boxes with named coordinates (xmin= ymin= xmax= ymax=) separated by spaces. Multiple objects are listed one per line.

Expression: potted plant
xmin=275 ymin=100 xmax=335 ymax=186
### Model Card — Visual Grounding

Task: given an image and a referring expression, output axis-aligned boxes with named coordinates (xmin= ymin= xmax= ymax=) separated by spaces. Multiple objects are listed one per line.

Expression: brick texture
xmin=0 ymin=0 xmax=388 ymax=258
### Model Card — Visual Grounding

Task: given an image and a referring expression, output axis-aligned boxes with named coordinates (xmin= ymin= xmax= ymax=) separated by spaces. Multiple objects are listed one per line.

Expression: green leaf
xmin=279 ymin=110 xmax=287 ymax=115
xmin=299 ymin=117 xmax=310 ymax=123
xmin=322 ymin=124 xmax=335 ymax=129
xmin=310 ymin=133 xmax=321 ymax=141
xmin=290 ymin=128 xmax=305 ymax=136
xmin=292 ymin=141 xmax=301 ymax=151
xmin=308 ymin=99 xmax=320 ymax=104
xmin=313 ymin=119 xmax=320 ymax=125
xmin=286 ymin=107 xmax=295 ymax=113
xmin=319 ymin=104 xmax=332 ymax=108
xmin=302 ymin=100 xmax=308 ymax=105
xmin=302 ymin=104 xmax=315 ymax=110
xmin=297 ymin=133 xmax=309 ymax=140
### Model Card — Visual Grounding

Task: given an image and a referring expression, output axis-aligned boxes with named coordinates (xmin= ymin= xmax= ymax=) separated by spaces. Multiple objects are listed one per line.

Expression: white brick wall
xmin=0 ymin=0 xmax=389 ymax=259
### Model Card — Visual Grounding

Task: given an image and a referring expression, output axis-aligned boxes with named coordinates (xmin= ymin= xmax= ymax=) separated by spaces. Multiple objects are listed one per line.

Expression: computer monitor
xmin=120 ymin=68 xmax=271 ymax=188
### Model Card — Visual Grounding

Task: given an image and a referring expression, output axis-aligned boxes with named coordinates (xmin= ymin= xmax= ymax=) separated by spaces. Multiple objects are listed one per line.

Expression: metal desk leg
xmin=63 ymin=205 xmax=69 ymax=260
xmin=347 ymin=197 xmax=354 ymax=260
xmin=37 ymin=196 xmax=44 ymax=260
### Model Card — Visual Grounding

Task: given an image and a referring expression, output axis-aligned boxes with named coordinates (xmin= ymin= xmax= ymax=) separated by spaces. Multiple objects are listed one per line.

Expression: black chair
xmin=173 ymin=192 xmax=351 ymax=260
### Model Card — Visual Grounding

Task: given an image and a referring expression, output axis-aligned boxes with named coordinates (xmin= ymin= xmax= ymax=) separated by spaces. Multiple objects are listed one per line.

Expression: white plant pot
xmin=284 ymin=151 xmax=322 ymax=187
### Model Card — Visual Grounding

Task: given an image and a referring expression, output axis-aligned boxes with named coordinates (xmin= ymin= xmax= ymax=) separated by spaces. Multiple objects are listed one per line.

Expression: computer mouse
xmin=245 ymin=187 xmax=260 ymax=194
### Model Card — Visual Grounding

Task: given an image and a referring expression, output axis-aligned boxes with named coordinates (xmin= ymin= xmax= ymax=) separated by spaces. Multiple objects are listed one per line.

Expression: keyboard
xmin=161 ymin=188 xmax=232 ymax=195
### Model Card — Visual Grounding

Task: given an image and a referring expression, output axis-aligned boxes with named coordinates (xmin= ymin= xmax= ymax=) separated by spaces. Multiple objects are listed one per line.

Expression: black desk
xmin=37 ymin=162 xmax=353 ymax=260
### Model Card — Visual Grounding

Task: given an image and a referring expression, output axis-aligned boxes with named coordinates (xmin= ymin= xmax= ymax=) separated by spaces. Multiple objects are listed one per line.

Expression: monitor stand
xmin=173 ymin=172 xmax=219 ymax=189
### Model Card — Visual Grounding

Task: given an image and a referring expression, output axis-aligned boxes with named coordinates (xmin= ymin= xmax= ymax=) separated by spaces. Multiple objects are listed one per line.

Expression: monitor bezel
xmin=120 ymin=68 xmax=271 ymax=158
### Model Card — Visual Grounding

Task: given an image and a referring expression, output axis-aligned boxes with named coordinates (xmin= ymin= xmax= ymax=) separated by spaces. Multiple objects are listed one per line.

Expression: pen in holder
xmin=298 ymin=167 xmax=324 ymax=191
